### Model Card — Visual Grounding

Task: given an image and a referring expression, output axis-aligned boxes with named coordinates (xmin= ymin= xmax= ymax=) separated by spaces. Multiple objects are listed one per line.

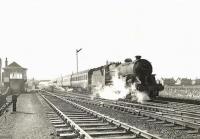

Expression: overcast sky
xmin=1 ymin=0 xmax=200 ymax=80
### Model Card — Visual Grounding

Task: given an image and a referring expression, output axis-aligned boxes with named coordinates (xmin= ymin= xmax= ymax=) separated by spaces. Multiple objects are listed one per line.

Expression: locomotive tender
xmin=54 ymin=56 xmax=164 ymax=100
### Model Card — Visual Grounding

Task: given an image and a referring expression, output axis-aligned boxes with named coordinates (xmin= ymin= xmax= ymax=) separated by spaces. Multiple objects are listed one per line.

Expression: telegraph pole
xmin=0 ymin=58 xmax=1 ymax=84
xmin=76 ymin=48 xmax=82 ymax=73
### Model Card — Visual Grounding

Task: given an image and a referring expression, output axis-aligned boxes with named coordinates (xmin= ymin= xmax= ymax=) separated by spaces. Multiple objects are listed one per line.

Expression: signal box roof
xmin=3 ymin=62 xmax=27 ymax=70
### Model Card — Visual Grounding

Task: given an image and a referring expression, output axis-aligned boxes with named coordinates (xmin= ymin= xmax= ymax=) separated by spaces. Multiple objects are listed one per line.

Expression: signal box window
xmin=10 ymin=72 xmax=23 ymax=79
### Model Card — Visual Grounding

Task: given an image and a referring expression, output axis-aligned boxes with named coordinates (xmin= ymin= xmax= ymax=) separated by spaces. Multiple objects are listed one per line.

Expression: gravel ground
xmin=73 ymin=100 xmax=200 ymax=139
xmin=0 ymin=93 xmax=59 ymax=139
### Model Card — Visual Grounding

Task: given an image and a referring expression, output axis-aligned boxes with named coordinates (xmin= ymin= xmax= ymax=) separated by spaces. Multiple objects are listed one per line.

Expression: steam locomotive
xmin=53 ymin=56 xmax=164 ymax=100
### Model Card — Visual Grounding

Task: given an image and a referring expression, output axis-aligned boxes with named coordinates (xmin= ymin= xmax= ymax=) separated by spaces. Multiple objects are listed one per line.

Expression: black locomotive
xmin=54 ymin=56 xmax=164 ymax=100
xmin=117 ymin=56 xmax=164 ymax=99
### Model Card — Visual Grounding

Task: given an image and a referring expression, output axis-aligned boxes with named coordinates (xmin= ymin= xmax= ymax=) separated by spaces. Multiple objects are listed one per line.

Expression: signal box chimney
xmin=5 ymin=58 xmax=8 ymax=67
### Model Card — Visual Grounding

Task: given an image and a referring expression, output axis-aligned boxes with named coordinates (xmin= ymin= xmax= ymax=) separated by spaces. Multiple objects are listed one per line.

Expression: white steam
xmin=91 ymin=72 xmax=130 ymax=100
xmin=91 ymin=69 xmax=151 ymax=103
xmin=135 ymin=91 xmax=150 ymax=103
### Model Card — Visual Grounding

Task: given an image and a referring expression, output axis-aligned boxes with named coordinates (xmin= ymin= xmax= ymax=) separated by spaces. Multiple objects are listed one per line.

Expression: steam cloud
xmin=91 ymin=69 xmax=151 ymax=103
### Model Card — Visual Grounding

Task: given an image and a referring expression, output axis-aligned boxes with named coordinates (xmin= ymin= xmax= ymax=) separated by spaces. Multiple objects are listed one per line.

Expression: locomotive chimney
xmin=135 ymin=55 xmax=141 ymax=60
xmin=5 ymin=58 xmax=8 ymax=67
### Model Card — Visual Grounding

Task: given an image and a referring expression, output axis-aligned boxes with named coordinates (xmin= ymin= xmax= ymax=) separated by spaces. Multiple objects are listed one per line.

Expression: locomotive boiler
xmin=117 ymin=56 xmax=164 ymax=99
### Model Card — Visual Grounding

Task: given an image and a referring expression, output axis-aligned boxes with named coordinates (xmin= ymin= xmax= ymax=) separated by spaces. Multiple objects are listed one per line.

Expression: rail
xmin=41 ymin=90 xmax=162 ymax=139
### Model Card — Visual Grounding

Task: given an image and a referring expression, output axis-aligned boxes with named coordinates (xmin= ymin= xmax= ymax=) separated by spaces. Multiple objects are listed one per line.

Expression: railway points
xmin=46 ymin=90 xmax=200 ymax=139
xmin=39 ymin=90 xmax=163 ymax=139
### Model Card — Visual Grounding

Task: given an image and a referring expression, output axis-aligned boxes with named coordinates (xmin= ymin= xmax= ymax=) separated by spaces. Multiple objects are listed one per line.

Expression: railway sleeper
xmin=54 ymin=124 xmax=69 ymax=128
xmin=73 ymin=118 xmax=100 ymax=122
xmin=59 ymin=132 xmax=79 ymax=139
xmin=88 ymin=130 xmax=131 ymax=137
xmin=82 ymin=126 xmax=119 ymax=131
xmin=186 ymin=129 xmax=200 ymax=134
xmin=69 ymin=117 xmax=95 ymax=120
xmin=78 ymin=123 xmax=109 ymax=127
xmin=56 ymin=127 xmax=73 ymax=133
xmin=66 ymin=115 xmax=90 ymax=118
xmin=94 ymin=135 xmax=141 ymax=139
xmin=64 ymin=112 xmax=88 ymax=115
xmin=51 ymin=121 xmax=65 ymax=125
xmin=49 ymin=117 xmax=60 ymax=120
xmin=75 ymin=120 xmax=103 ymax=124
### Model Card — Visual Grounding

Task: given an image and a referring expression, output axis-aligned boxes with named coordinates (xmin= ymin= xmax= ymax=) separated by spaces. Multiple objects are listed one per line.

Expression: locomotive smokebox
xmin=133 ymin=59 xmax=152 ymax=76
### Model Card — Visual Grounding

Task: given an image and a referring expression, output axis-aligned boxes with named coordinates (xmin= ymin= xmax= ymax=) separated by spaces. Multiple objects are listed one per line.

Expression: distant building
xmin=192 ymin=79 xmax=200 ymax=85
xmin=176 ymin=78 xmax=192 ymax=86
xmin=160 ymin=78 xmax=176 ymax=86
xmin=26 ymin=78 xmax=37 ymax=90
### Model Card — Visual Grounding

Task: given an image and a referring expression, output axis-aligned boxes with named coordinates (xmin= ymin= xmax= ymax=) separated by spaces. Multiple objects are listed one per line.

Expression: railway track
xmin=0 ymin=101 xmax=12 ymax=116
xmin=0 ymin=87 xmax=12 ymax=116
xmin=49 ymin=90 xmax=200 ymax=134
xmin=56 ymin=90 xmax=200 ymax=116
xmin=38 ymin=91 xmax=162 ymax=139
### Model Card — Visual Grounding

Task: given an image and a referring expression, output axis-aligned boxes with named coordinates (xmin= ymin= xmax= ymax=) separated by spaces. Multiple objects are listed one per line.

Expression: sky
xmin=1 ymin=0 xmax=200 ymax=80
